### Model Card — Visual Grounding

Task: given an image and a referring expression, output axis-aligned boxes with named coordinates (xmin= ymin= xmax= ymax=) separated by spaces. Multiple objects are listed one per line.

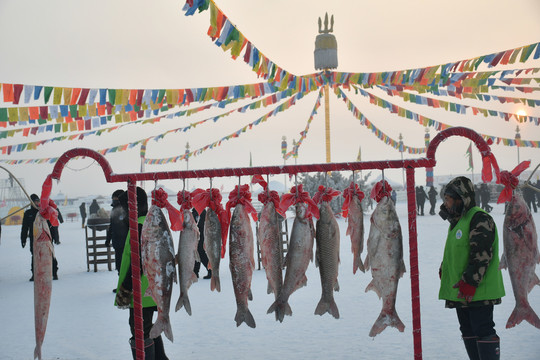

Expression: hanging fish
xmin=342 ymin=182 xmax=365 ymax=274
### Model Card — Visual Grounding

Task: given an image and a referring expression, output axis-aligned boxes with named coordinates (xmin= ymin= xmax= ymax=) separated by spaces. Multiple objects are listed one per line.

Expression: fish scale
xmin=176 ymin=209 xmax=200 ymax=315
xmin=229 ymin=204 xmax=256 ymax=328
xmin=314 ymin=201 xmax=340 ymax=319
xmin=141 ymin=205 xmax=177 ymax=342
xmin=204 ymin=208 xmax=222 ymax=292
xmin=365 ymin=196 xmax=405 ymax=337
xmin=267 ymin=203 xmax=314 ymax=322
xmin=33 ymin=214 xmax=53 ymax=360
xmin=500 ymin=191 xmax=540 ymax=329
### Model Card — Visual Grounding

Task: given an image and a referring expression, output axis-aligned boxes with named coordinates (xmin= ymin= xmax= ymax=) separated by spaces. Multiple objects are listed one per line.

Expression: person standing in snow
xmin=89 ymin=199 xmax=100 ymax=216
xmin=428 ymin=186 xmax=437 ymax=215
xmin=79 ymin=202 xmax=87 ymax=228
xmin=20 ymin=194 xmax=59 ymax=281
xmin=106 ymin=189 xmax=129 ymax=291
xmin=416 ymin=185 xmax=427 ymax=216
xmin=438 ymin=177 xmax=504 ymax=360
xmin=114 ymin=187 xmax=169 ymax=360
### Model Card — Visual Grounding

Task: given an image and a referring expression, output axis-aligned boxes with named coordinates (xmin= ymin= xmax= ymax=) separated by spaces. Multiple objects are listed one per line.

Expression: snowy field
xmin=1 ymin=200 xmax=539 ymax=360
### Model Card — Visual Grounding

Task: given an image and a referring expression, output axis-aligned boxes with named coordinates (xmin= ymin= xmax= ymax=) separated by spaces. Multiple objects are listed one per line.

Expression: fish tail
xmin=211 ymin=273 xmax=221 ymax=292
xmin=34 ymin=345 xmax=41 ymax=360
xmin=314 ymin=297 xmax=340 ymax=319
xmin=235 ymin=305 xmax=256 ymax=328
xmin=506 ymin=304 xmax=540 ymax=330
xmin=175 ymin=292 xmax=192 ymax=315
xmin=150 ymin=315 xmax=174 ymax=342
xmin=267 ymin=299 xmax=292 ymax=323
xmin=369 ymin=309 xmax=405 ymax=337
xmin=353 ymin=256 xmax=365 ymax=274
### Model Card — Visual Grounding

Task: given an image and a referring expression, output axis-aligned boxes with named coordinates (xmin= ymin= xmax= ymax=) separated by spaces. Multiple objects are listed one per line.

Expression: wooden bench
xmin=85 ymin=223 xmax=115 ymax=272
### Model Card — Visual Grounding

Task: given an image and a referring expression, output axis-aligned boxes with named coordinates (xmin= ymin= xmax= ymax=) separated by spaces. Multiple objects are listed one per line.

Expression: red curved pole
xmin=50 ymin=148 xmax=114 ymax=181
xmin=43 ymin=126 xmax=499 ymax=360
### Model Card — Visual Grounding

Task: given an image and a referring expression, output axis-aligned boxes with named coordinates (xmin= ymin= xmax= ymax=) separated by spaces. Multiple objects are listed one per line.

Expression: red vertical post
xmin=406 ymin=167 xmax=422 ymax=359
xmin=128 ymin=180 xmax=144 ymax=360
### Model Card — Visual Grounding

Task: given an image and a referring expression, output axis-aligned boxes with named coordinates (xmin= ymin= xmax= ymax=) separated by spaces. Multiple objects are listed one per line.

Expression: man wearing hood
xmin=438 ymin=177 xmax=504 ymax=360
xmin=20 ymin=194 xmax=60 ymax=281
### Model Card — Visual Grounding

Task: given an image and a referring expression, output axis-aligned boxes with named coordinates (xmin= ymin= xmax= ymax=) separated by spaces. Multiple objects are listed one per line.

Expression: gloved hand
xmin=115 ymin=285 xmax=133 ymax=309
xmin=453 ymin=280 xmax=476 ymax=302
xmin=21 ymin=239 xmax=26 ymax=248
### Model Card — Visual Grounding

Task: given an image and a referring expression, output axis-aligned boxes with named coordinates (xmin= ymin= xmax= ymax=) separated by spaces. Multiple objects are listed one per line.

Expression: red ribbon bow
xmin=192 ymin=187 xmax=229 ymax=258
xmin=279 ymin=184 xmax=319 ymax=219
xmin=313 ymin=185 xmax=341 ymax=204
xmin=226 ymin=184 xmax=258 ymax=222
xmin=370 ymin=180 xmax=393 ymax=203
xmin=252 ymin=174 xmax=284 ymax=216
xmin=480 ymin=141 xmax=501 ymax=184
xmin=177 ymin=190 xmax=193 ymax=211
xmin=151 ymin=188 xmax=183 ymax=231
xmin=39 ymin=174 xmax=59 ymax=226
xmin=496 ymin=160 xmax=530 ymax=204
xmin=342 ymin=182 xmax=365 ymax=217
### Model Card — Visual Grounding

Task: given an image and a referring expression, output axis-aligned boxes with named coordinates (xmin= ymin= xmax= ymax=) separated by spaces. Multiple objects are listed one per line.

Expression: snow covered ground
xmin=1 ymin=199 xmax=539 ymax=360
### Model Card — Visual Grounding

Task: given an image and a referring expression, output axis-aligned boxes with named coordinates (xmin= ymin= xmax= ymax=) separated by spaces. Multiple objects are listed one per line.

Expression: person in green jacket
xmin=438 ymin=176 xmax=504 ymax=360
xmin=114 ymin=187 xmax=169 ymax=360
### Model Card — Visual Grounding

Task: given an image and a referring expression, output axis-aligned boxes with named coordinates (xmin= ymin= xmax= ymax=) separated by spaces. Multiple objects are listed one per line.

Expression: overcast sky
xmin=0 ymin=0 xmax=539 ymax=197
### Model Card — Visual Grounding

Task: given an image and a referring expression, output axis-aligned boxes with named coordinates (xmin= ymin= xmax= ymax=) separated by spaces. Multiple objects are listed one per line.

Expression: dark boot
xmin=52 ymin=257 xmax=58 ymax=280
xmin=153 ymin=335 xmax=169 ymax=360
xmin=130 ymin=337 xmax=155 ymax=360
xmin=203 ymin=269 xmax=212 ymax=280
xmin=477 ymin=334 xmax=500 ymax=360
xmin=462 ymin=336 xmax=480 ymax=360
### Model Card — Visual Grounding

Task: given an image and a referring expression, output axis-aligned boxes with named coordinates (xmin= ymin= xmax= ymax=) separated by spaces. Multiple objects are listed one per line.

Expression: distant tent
xmin=5 ymin=206 xmax=23 ymax=225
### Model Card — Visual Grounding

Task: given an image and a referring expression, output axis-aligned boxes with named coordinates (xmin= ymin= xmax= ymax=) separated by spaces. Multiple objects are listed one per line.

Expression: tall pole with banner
xmin=425 ymin=128 xmax=434 ymax=187
xmin=314 ymin=13 xmax=337 ymax=163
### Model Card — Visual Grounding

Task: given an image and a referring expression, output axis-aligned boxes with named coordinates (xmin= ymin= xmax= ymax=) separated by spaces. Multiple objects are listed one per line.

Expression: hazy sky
xmin=0 ymin=0 xmax=539 ymax=197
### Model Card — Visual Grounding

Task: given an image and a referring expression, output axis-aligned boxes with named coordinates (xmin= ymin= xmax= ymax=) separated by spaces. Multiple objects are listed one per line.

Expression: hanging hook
xmin=237 ymin=176 xmax=241 ymax=200
xmin=209 ymin=178 xmax=213 ymax=201
xmin=182 ymin=178 xmax=186 ymax=191
xmin=381 ymin=169 xmax=386 ymax=193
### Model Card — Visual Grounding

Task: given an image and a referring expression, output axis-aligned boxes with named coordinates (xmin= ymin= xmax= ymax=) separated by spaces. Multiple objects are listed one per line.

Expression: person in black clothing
xmin=115 ymin=187 xmax=169 ymax=360
xmin=192 ymin=208 xmax=211 ymax=279
xmin=416 ymin=186 xmax=427 ymax=216
xmin=480 ymin=184 xmax=493 ymax=213
xmin=20 ymin=194 xmax=59 ymax=281
xmin=522 ymin=184 xmax=538 ymax=213
xmin=89 ymin=199 xmax=100 ymax=215
xmin=428 ymin=186 xmax=438 ymax=215
xmin=106 ymin=189 xmax=129 ymax=274
xmin=79 ymin=202 xmax=87 ymax=228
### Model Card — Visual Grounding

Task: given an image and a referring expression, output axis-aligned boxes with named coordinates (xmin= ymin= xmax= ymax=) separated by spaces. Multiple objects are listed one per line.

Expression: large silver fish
xmin=267 ymin=203 xmax=314 ymax=322
xmin=346 ymin=195 xmax=365 ymax=274
xmin=33 ymin=213 xmax=53 ymax=360
xmin=229 ymin=204 xmax=256 ymax=328
xmin=314 ymin=201 xmax=341 ymax=319
xmin=175 ymin=209 xmax=200 ymax=315
xmin=258 ymin=201 xmax=283 ymax=304
xmin=141 ymin=205 xmax=177 ymax=342
xmin=500 ymin=191 xmax=540 ymax=329
xmin=204 ymin=208 xmax=222 ymax=292
xmin=365 ymin=196 xmax=406 ymax=337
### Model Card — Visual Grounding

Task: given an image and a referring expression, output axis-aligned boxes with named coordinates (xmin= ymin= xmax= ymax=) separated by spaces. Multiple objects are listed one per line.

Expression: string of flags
xmin=0 ymin=1 xmax=538 ymax=164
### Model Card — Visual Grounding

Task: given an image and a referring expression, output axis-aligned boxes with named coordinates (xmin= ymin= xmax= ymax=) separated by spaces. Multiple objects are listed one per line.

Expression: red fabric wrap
xmin=226 ymin=184 xmax=258 ymax=222
xmin=313 ymin=185 xmax=341 ymax=204
xmin=496 ymin=160 xmax=530 ymax=204
xmin=177 ymin=190 xmax=193 ymax=211
xmin=39 ymin=174 xmax=59 ymax=226
xmin=342 ymin=182 xmax=365 ymax=217
xmin=192 ymin=187 xmax=229 ymax=258
xmin=151 ymin=188 xmax=183 ymax=231
xmin=279 ymin=184 xmax=319 ymax=219
xmin=370 ymin=180 xmax=393 ymax=203
xmin=251 ymin=174 xmax=267 ymax=189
